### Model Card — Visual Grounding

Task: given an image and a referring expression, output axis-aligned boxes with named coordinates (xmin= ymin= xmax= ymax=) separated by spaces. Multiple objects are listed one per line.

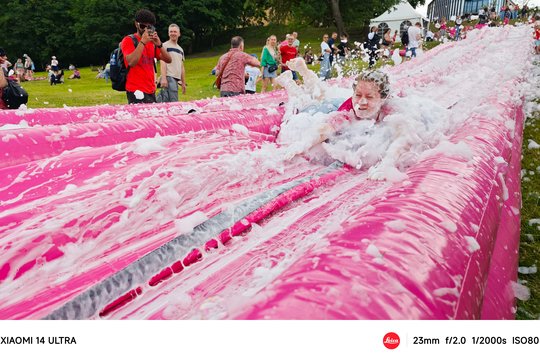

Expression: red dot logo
xmin=383 ymin=332 xmax=400 ymax=349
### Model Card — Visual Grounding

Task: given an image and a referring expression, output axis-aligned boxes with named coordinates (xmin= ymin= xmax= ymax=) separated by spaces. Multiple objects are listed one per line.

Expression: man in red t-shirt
xmin=121 ymin=9 xmax=172 ymax=104
xmin=279 ymin=34 xmax=299 ymax=81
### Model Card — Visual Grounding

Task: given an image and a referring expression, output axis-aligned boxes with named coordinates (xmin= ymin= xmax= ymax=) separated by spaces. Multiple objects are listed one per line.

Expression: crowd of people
xmin=2 ymin=6 xmax=540 ymax=109
xmin=1 ymin=53 xmax=35 ymax=82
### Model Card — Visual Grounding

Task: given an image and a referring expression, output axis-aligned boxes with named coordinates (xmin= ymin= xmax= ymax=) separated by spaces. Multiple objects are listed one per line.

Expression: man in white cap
xmin=51 ymin=56 xmax=59 ymax=73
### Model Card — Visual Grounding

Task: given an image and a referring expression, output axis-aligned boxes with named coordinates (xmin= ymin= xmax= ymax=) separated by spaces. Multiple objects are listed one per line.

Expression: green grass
xmin=22 ymin=26 xmax=345 ymax=108
xmin=516 ymin=108 xmax=540 ymax=320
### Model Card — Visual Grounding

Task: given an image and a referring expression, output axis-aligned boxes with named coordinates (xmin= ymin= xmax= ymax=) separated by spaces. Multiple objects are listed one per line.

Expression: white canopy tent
xmin=370 ymin=1 xmax=428 ymax=38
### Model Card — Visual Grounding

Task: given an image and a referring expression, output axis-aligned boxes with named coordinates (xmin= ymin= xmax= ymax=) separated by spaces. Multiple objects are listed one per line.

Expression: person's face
xmin=287 ymin=36 xmax=294 ymax=45
xmin=352 ymin=81 xmax=383 ymax=120
xmin=332 ymin=33 xmax=338 ymax=39
xmin=169 ymin=26 xmax=180 ymax=41
xmin=323 ymin=35 xmax=329 ymax=42
xmin=270 ymin=36 xmax=277 ymax=46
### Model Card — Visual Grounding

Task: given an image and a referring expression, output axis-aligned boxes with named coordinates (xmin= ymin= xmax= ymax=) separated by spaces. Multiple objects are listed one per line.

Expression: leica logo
xmin=383 ymin=332 xmax=400 ymax=349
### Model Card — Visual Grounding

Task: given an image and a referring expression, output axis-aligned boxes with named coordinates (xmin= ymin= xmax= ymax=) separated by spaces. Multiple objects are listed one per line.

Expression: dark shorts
xmin=220 ymin=91 xmax=242 ymax=97
xmin=52 ymin=65 xmax=59 ymax=72
xmin=127 ymin=91 xmax=157 ymax=104
xmin=245 ymin=90 xmax=256 ymax=94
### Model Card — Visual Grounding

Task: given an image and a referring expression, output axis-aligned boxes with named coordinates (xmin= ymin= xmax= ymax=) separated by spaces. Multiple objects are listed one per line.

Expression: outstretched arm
xmin=0 ymin=69 xmax=7 ymax=88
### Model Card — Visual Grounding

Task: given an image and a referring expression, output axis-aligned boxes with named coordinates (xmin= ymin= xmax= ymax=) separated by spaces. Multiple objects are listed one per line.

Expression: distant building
xmin=427 ymin=0 xmax=515 ymax=21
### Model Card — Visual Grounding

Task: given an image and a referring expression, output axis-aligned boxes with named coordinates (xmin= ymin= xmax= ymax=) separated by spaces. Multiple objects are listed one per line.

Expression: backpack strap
xmin=132 ymin=34 xmax=158 ymax=73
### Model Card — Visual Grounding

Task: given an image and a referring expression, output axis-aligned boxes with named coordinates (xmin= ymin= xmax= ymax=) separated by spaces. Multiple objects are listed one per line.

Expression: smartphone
xmin=147 ymin=25 xmax=155 ymax=36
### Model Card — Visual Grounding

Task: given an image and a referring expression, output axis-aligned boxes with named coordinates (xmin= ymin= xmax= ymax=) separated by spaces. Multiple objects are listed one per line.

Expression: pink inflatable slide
xmin=0 ymin=26 xmax=532 ymax=319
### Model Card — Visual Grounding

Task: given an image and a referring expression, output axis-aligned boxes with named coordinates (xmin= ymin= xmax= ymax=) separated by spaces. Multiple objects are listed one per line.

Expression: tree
xmin=330 ymin=0 xmax=347 ymax=36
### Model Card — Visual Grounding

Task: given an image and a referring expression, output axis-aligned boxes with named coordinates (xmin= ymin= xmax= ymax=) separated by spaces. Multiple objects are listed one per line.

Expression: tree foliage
xmin=0 ymin=0 xmax=425 ymax=69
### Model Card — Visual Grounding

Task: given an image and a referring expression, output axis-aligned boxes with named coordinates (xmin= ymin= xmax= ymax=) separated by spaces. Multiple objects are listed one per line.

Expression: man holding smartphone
xmin=121 ymin=9 xmax=172 ymax=104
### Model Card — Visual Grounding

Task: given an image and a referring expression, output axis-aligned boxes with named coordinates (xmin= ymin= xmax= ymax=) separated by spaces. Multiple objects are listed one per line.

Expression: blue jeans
xmin=157 ymin=76 xmax=179 ymax=103
xmin=408 ymin=47 xmax=417 ymax=57
xmin=319 ymin=53 xmax=331 ymax=80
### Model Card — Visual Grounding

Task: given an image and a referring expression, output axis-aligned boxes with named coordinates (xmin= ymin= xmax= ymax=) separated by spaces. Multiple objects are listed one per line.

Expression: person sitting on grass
xmin=69 ymin=68 xmax=81 ymax=79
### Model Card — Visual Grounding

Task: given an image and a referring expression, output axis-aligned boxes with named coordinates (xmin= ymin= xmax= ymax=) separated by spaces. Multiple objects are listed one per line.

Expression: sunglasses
xmin=137 ymin=22 xmax=154 ymax=30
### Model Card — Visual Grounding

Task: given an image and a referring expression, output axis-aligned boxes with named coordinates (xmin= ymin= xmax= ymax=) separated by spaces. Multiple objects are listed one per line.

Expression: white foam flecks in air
xmin=528 ymin=139 xmax=540 ymax=149
xmin=518 ymin=265 xmax=537 ymax=275
xmin=511 ymin=281 xmax=531 ymax=301
xmin=134 ymin=90 xmax=144 ymax=100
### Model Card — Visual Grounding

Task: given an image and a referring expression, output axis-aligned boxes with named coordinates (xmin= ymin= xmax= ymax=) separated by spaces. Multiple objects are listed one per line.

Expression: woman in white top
xmin=319 ymin=34 xmax=331 ymax=80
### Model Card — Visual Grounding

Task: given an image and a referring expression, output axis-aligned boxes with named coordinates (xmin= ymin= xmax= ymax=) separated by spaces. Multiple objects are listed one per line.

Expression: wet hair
xmin=135 ymin=9 xmax=156 ymax=24
xmin=231 ymin=36 xmax=244 ymax=48
xmin=352 ymin=69 xmax=390 ymax=98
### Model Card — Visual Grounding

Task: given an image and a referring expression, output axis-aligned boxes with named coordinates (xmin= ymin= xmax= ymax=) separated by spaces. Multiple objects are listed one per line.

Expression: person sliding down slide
xmin=277 ymin=57 xmax=391 ymax=162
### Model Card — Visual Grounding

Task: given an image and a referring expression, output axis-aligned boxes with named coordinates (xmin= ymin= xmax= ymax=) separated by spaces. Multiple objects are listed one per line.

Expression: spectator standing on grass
xmin=504 ymin=8 xmax=511 ymax=25
xmin=245 ymin=54 xmax=261 ymax=94
xmin=122 ymin=9 xmax=172 ymax=104
xmin=51 ymin=56 xmax=59 ymax=72
xmin=23 ymin=54 xmax=33 ymax=80
xmin=381 ymin=29 xmax=393 ymax=58
xmin=455 ymin=16 xmax=463 ymax=40
xmin=260 ymin=35 xmax=279 ymax=93
xmin=328 ymin=32 xmax=338 ymax=65
xmin=407 ymin=22 xmax=422 ymax=58
xmin=337 ymin=34 xmax=350 ymax=64
xmin=0 ymin=48 xmax=8 ymax=110
xmin=104 ymin=62 xmax=111 ymax=83
xmin=440 ymin=17 xmax=447 ymax=38
xmin=157 ymin=24 xmax=186 ymax=103
xmin=215 ymin=36 xmax=260 ymax=97
xmin=292 ymin=32 xmax=300 ymax=49
xmin=319 ymin=34 xmax=332 ymax=80
xmin=366 ymin=26 xmax=380 ymax=67
xmin=280 ymin=34 xmax=299 ymax=82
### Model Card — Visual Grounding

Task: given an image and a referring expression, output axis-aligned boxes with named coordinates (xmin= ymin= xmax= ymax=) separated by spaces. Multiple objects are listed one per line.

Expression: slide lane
xmin=0 ymin=90 xmax=288 ymax=127
xmin=0 ymin=129 xmax=328 ymax=319
xmin=0 ymin=107 xmax=285 ymax=168
xmin=231 ymin=96 xmax=523 ymax=320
